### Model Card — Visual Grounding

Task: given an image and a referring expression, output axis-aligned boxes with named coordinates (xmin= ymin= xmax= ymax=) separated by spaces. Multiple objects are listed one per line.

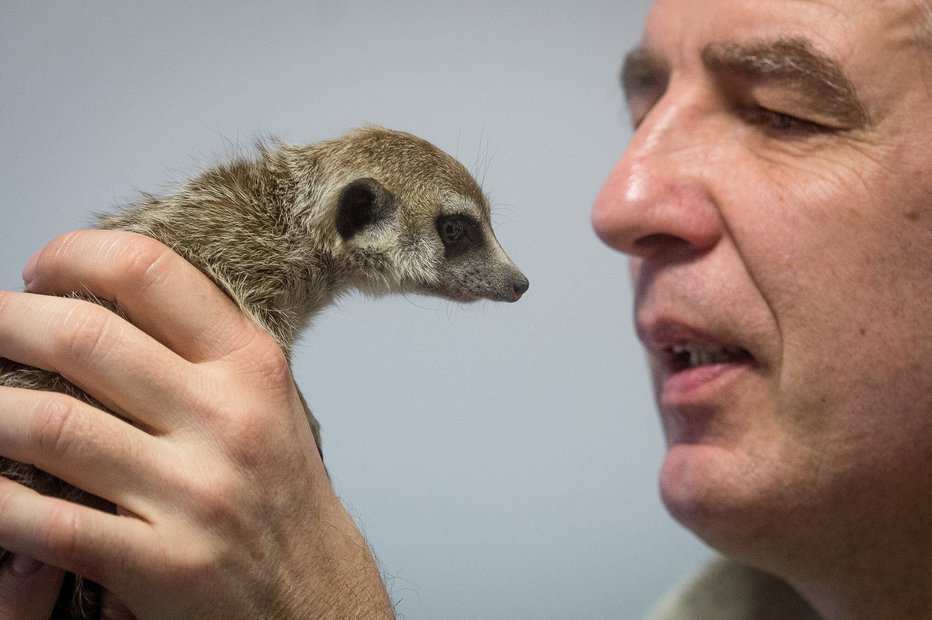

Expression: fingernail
xmin=22 ymin=251 xmax=39 ymax=288
xmin=10 ymin=554 xmax=43 ymax=575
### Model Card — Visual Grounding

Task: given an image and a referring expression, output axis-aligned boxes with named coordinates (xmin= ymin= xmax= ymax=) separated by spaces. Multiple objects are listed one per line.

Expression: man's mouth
xmin=665 ymin=343 xmax=754 ymax=372
xmin=637 ymin=318 xmax=761 ymax=408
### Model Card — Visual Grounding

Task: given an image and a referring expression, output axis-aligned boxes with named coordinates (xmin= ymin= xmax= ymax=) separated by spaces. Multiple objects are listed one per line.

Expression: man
xmin=592 ymin=0 xmax=932 ymax=617
xmin=0 ymin=1 xmax=929 ymax=618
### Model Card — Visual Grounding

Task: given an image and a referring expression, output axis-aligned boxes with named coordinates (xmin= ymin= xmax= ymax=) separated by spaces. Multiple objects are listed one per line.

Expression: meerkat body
xmin=0 ymin=126 xmax=527 ymax=619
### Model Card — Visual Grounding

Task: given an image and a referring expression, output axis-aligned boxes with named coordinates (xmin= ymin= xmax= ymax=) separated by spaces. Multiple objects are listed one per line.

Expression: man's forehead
xmin=642 ymin=0 xmax=930 ymax=53
xmin=636 ymin=0 xmax=932 ymax=98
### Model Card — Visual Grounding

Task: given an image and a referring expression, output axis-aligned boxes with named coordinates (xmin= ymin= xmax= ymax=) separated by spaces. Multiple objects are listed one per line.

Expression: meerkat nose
xmin=511 ymin=275 xmax=530 ymax=301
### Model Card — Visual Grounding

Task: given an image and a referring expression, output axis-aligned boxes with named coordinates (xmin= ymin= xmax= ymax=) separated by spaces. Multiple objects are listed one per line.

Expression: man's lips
xmin=637 ymin=319 xmax=752 ymax=359
xmin=637 ymin=319 xmax=758 ymax=403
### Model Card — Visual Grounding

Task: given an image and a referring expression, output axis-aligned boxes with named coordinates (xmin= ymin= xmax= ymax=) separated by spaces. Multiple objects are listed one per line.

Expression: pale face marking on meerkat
xmin=0 ymin=126 xmax=527 ymax=619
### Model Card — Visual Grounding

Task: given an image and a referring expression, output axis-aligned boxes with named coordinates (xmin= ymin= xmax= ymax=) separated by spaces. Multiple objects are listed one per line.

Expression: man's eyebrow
xmin=701 ymin=38 xmax=871 ymax=128
xmin=620 ymin=46 xmax=670 ymax=105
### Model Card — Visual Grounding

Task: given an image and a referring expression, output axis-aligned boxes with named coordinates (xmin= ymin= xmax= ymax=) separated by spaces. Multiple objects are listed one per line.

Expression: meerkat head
xmin=325 ymin=127 xmax=529 ymax=303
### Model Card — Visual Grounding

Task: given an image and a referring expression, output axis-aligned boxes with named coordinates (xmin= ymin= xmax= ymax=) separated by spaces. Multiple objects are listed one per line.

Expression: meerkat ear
xmin=335 ymin=177 xmax=396 ymax=240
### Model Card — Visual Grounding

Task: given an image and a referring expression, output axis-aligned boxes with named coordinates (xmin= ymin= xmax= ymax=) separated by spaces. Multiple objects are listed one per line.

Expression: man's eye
xmin=746 ymin=106 xmax=827 ymax=136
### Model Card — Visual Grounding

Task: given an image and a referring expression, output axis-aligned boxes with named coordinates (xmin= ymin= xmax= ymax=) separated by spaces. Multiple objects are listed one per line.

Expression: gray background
xmin=1 ymin=2 xmax=712 ymax=618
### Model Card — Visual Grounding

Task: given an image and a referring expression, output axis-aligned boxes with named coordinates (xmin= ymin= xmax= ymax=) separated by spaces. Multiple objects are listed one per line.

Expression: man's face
xmin=592 ymin=0 xmax=932 ymax=568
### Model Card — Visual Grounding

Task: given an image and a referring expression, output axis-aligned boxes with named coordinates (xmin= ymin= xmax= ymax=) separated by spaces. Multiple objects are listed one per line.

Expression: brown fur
xmin=0 ymin=126 xmax=527 ymax=619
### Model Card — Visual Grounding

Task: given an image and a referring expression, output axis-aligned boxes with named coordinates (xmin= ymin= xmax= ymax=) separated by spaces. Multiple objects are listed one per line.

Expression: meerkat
xmin=0 ymin=126 xmax=528 ymax=619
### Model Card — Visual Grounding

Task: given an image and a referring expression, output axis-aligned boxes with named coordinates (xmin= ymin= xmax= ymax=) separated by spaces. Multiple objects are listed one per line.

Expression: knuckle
xmin=31 ymin=394 xmax=80 ymax=457
xmin=185 ymin=474 xmax=241 ymax=530
xmin=251 ymin=341 xmax=293 ymax=396
xmin=221 ymin=412 xmax=266 ymax=467
xmin=113 ymin=235 xmax=176 ymax=295
xmin=56 ymin=302 xmax=115 ymax=364
xmin=44 ymin=503 xmax=80 ymax=565
xmin=219 ymin=365 xmax=294 ymax=465
xmin=215 ymin=333 xmax=295 ymax=414
xmin=44 ymin=507 xmax=102 ymax=582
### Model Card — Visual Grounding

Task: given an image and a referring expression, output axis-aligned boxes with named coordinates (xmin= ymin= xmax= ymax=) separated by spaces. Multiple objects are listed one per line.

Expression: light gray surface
xmin=0 ymin=2 xmax=711 ymax=618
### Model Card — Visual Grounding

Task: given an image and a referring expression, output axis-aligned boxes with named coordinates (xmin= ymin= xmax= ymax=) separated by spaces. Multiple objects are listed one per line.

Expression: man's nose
xmin=591 ymin=96 xmax=722 ymax=260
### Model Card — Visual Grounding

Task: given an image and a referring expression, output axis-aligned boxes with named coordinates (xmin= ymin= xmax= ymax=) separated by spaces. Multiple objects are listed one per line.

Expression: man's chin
xmin=658 ymin=442 xmax=784 ymax=560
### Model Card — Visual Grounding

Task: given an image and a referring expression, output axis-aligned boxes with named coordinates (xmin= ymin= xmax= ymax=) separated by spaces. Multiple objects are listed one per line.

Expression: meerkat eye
xmin=442 ymin=219 xmax=465 ymax=243
xmin=436 ymin=214 xmax=481 ymax=255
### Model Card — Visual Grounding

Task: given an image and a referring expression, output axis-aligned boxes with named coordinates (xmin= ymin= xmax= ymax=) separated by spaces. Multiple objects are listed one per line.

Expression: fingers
xmin=0 ymin=291 xmax=196 ymax=433
xmin=0 ymin=387 xmax=160 ymax=513
xmin=0 ymin=556 xmax=63 ymax=620
xmin=22 ymin=230 xmax=261 ymax=364
xmin=0 ymin=477 xmax=152 ymax=591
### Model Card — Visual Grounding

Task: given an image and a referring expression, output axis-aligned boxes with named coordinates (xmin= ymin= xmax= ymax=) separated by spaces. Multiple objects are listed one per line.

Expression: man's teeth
xmin=670 ymin=344 xmax=747 ymax=368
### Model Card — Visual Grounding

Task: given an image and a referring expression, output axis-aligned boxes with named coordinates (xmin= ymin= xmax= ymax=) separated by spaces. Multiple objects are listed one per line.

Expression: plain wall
xmin=0 ymin=2 xmax=712 ymax=618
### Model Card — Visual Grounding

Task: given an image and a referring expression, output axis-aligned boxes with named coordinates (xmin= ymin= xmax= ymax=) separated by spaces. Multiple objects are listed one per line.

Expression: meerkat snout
xmin=426 ymin=207 xmax=528 ymax=303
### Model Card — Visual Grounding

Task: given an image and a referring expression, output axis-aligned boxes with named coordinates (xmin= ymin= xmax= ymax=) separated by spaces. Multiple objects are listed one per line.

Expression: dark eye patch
xmin=436 ymin=214 xmax=483 ymax=257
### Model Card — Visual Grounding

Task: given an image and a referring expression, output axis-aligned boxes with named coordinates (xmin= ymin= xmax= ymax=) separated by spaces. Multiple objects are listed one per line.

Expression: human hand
xmin=0 ymin=230 xmax=393 ymax=619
